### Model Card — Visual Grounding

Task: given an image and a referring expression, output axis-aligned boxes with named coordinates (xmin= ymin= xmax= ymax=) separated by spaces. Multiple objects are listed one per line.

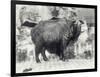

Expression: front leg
xmin=59 ymin=51 xmax=65 ymax=61
xmin=58 ymin=47 xmax=65 ymax=61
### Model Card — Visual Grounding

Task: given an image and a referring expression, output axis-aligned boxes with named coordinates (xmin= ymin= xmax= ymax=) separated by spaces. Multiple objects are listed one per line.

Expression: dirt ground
xmin=16 ymin=58 xmax=95 ymax=73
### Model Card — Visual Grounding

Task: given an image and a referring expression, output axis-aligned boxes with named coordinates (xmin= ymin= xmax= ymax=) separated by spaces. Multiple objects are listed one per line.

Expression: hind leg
xmin=41 ymin=48 xmax=48 ymax=61
xmin=60 ymin=41 xmax=67 ymax=61
xmin=35 ymin=46 xmax=41 ymax=63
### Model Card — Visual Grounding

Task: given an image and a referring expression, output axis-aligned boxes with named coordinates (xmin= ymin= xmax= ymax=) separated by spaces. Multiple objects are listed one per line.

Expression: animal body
xmin=30 ymin=18 xmax=84 ymax=63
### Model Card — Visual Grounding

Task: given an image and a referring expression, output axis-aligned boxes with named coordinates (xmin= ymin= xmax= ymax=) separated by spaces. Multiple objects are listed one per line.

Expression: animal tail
xmin=21 ymin=21 xmax=37 ymax=27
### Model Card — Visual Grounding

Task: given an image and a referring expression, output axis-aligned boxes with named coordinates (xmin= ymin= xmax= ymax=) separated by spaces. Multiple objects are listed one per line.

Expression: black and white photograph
xmin=11 ymin=0 xmax=97 ymax=76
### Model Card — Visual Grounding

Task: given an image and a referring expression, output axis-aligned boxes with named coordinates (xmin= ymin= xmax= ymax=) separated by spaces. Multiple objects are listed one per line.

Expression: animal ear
xmin=73 ymin=20 xmax=79 ymax=25
xmin=72 ymin=20 xmax=76 ymax=24
xmin=79 ymin=20 xmax=84 ymax=24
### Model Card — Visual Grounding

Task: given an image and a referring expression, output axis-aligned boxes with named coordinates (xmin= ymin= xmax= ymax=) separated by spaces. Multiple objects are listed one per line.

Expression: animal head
xmin=74 ymin=19 xmax=88 ymax=32
xmin=64 ymin=19 xmax=88 ymax=44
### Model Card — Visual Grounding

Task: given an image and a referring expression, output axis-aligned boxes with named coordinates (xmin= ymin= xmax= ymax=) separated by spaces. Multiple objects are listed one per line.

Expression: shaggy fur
xmin=31 ymin=18 xmax=83 ymax=63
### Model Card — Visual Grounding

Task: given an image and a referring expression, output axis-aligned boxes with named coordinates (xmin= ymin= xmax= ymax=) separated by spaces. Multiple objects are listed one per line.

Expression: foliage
xmin=16 ymin=49 xmax=28 ymax=62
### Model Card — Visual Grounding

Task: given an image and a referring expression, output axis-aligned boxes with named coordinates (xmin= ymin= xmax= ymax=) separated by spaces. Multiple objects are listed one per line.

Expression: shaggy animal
xmin=30 ymin=18 xmax=84 ymax=63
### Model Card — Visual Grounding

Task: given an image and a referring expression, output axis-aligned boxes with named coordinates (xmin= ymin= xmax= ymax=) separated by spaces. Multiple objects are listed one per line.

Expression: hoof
xmin=36 ymin=60 xmax=41 ymax=63
xmin=60 ymin=57 xmax=65 ymax=61
xmin=62 ymin=58 xmax=65 ymax=61
xmin=44 ymin=58 xmax=49 ymax=61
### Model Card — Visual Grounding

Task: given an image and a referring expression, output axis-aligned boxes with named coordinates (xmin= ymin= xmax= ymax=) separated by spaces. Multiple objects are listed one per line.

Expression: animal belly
xmin=45 ymin=41 xmax=61 ymax=54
